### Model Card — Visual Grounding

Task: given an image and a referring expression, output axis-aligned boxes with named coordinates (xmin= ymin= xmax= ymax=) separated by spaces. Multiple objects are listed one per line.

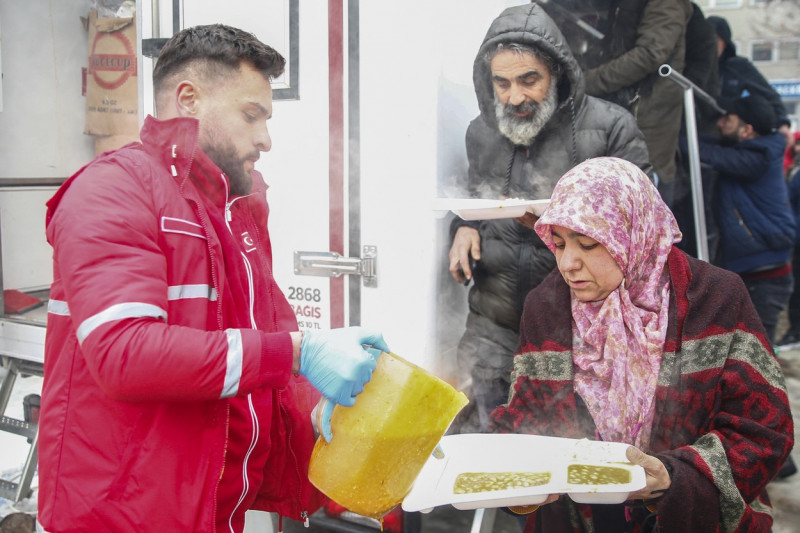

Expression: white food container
xmin=432 ymin=198 xmax=550 ymax=220
xmin=402 ymin=433 xmax=646 ymax=513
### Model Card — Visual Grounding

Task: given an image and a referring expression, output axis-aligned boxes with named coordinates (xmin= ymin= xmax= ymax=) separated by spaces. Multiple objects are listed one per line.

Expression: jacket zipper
xmin=278 ymin=388 xmax=310 ymax=525
xmin=250 ymin=220 xmax=281 ymax=330
xmin=733 ymin=208 xmax=755 ymax=239
xmin=502 ymin=147 xmax=517 ymax=198
xmin=224 ymin=180 xmax=303 ymax=525
xmin=224 ymin=191 xmax=262 ymax=530
xmin=172 ymin=143 xmax=227 ymax=530
xmin=227 ymin=394 xmax=259 ymax=532
xmin=227 ymin=198 xmax=259 ymax=329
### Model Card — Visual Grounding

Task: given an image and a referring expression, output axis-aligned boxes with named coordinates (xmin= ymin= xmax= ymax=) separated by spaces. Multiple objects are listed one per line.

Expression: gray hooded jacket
xmin=454 ymin=3 xmax=651 ymax=332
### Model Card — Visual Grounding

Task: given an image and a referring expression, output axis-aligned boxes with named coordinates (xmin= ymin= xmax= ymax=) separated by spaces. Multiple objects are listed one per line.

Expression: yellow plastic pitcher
xmin=308 ymin=351 xmax=468 ymax=519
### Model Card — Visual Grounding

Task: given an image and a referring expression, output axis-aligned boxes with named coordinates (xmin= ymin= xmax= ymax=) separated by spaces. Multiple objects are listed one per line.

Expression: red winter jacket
xmin=39 ymin=116 xmax=324 ymax=532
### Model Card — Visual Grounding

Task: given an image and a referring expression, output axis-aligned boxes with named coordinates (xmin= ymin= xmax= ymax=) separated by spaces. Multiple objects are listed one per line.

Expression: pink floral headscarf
xmin=534 ymin=157 xmax=681 ymax=450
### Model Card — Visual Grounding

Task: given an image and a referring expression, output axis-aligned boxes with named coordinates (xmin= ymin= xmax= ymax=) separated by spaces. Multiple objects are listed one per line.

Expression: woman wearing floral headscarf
xmin=490 ymin=157 xmax=793 ymax=533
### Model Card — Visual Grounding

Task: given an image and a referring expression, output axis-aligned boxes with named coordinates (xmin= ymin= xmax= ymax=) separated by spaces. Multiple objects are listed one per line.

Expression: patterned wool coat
xmin=490 ymin=247 xmax=793 ymax=533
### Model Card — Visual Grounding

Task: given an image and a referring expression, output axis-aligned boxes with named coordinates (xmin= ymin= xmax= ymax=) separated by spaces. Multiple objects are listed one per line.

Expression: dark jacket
xmin=711 ymin=16 xmax=790 ymax=129
xmin=683 ymin=2 xmax=721 ymax=132
xmin=492 ymin=248 xmax=793 ymax=533
xmin=697 ymin=131 xmax=795 ymax=273
xmin=453 ymin=2 xmax=650 ymax=332
xmin=583 ymin=0 xmax=690 ymax=104
xmin=683 ymin=3 xmax=719 ymax=98
xmin=787 ymin=166 xmax=800 ymax=247
xmin=583 ymin=0 xmax=692 ymax=185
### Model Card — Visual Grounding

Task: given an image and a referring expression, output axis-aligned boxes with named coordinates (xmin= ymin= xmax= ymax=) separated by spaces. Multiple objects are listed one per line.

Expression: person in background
xmin=447 ymin=3 xmax=650 ymax=433
xmin=491 ymin=156 xmax=793 ymax=533
xmin=707 ymin=15 xmax=793 ymax=149
xmin=580 ymin=0 xmax=693 ymax=208
xmin=785 ymin=131 xmax=800 ymax=177
xmin=680 ymin=2 xmax=720 ymax=115
xmin=777 ymin=147 xmax=800 ymax=476
xmin=703 ymin=11 xmax=800 ymax=488
xmin=775 ymin=158 xmax=800 ymax=483
xmin=694 ymin=94 xmax=795 ymax=346
xmin=38 ymin=24 xmax=389 ymax=532
xmin=777 ymin=134 xmax=800 ymax=347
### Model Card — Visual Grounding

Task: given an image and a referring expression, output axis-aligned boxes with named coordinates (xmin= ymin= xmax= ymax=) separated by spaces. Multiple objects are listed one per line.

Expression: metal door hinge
xmin=294 ymin=245 xmax=377 ymax=288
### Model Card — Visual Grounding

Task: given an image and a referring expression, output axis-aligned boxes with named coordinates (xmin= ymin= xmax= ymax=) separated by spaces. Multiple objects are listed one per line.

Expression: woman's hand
xmin=625 ymin=446 xmax=671 ymax=500
xmin=507 ymin=446 xmax=671 ymax=515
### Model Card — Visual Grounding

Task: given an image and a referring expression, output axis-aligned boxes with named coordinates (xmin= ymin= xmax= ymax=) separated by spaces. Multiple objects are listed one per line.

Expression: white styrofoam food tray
xmin=402 ymin=434 xmax=645 ymax=513
xmin=432 ymin=198 xmax=550 ymax=220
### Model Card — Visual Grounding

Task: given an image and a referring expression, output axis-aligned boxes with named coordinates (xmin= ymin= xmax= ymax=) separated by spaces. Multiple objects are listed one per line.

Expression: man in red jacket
xmin=39 ymin=24 xmax=388 ymax=532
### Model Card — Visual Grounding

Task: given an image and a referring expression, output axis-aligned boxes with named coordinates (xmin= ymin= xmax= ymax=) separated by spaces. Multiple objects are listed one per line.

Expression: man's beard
xmin=201 ymin=133 xmax=258 ymax=196
xmin=718 ymin=132 xmax=739 ymax=147
xmin=495 ymin=82 xmax=558 ymax=146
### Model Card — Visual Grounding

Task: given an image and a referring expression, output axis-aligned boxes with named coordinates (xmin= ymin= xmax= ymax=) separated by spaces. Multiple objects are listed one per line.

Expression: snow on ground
xmin=765 ymin=345 xmax=800 ymax=533
xmin=0 ymin=369 xmax=41 ymax=520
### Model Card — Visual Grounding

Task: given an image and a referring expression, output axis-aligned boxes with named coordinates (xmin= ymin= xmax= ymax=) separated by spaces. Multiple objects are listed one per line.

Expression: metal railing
xmin=659 ymin=64 xmax=725 ymax=263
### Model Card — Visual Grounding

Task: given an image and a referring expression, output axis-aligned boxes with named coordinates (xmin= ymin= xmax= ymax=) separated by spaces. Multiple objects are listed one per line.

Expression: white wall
xmin=0 ymin=0 xmax=95 ymax=178
xmin=355 ymin=0 xmax=526 ymax=374
xmin=0 ymin=0 xmax=95 ymax=291
xmin=265 ymin=0 xmax=527 ymax=375
xmin=0 ymin=187 xmax=56 ymax=291
xmin=263 ymin=2 xmax=335 ymax=329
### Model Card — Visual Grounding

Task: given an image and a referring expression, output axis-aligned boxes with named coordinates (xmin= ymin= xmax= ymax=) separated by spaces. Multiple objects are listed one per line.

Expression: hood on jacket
xmin=473 ymin=3 xmax=585 ymax=131
xmin=707 ymin=15 xmax=736 ymax=61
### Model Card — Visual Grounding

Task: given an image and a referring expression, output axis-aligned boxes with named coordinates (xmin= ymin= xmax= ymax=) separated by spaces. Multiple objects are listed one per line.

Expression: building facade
xmin=698 ymin=0 xmax=800 ymax=129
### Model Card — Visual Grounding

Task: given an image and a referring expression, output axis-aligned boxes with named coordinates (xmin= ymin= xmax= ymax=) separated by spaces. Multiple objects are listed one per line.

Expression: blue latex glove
xmin=301 ymin=327 xmax=389 ymax=441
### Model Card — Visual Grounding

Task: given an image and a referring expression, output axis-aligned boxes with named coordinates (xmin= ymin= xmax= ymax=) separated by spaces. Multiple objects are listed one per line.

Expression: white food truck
xmin=0 ymin=0 xmax=526 ymax=530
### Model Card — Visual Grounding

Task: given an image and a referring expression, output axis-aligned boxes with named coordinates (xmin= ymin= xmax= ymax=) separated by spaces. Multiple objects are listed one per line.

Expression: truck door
xmin=140 ymin=0 xmax=525 ymax=382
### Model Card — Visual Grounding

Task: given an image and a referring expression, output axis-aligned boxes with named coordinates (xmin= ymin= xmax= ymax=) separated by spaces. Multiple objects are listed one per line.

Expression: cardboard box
xmin=84 ymin=9 xmax=139 ymax=139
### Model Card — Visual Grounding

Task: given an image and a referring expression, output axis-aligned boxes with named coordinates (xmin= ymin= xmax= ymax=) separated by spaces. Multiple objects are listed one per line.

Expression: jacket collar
xmin=140 ymin=115 xmax=201 ymax=185
xmin=139 ymin=115 xmax=267 ymax=207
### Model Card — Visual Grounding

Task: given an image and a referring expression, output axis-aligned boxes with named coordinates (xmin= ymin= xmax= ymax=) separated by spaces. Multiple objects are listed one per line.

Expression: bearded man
xmin=447 ymin=3 xmax=652 ymax=432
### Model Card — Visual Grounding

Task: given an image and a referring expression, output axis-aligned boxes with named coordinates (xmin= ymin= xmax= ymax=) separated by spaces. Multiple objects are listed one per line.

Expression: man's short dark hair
xmin=153 ymin=24 xmax=285 ymax=97
xmin=485 ymin=42 xmax=562 ymax=81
